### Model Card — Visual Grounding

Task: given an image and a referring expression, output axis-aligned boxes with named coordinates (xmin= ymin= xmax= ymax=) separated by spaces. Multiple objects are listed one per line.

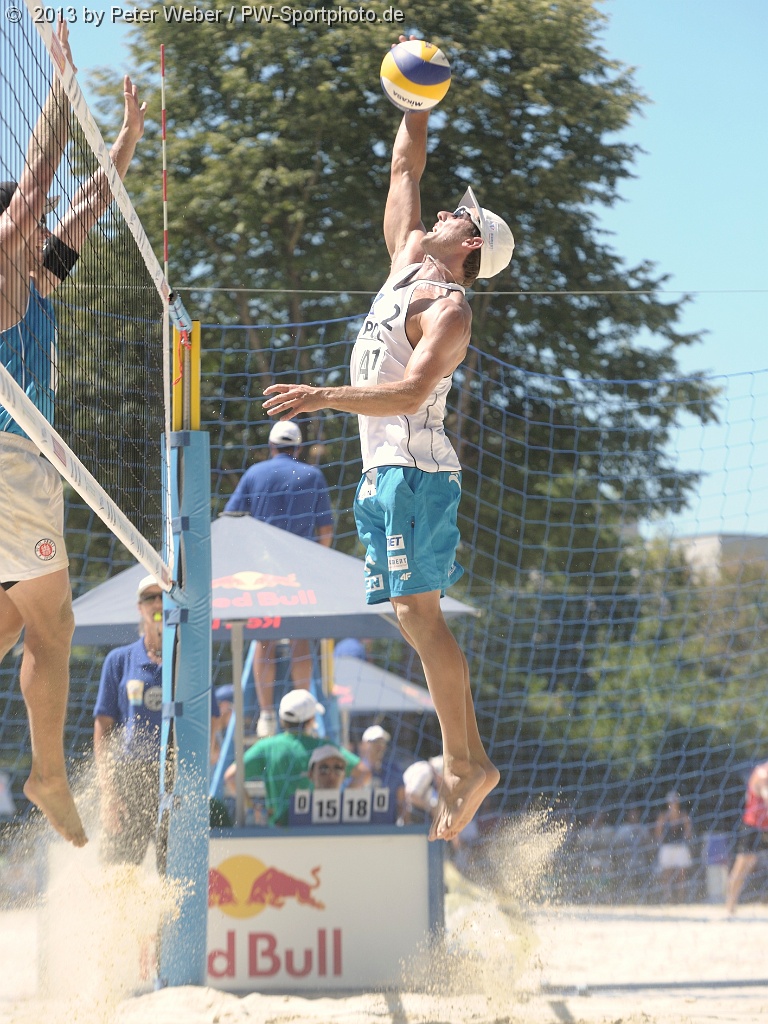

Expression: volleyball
xmin=380 ymin=40 xmax=452 ymax=113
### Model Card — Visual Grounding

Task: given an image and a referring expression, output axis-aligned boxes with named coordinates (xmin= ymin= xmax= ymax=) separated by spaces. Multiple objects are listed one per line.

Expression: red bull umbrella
xmin=71 ymin=513 xmax=478 ymax=644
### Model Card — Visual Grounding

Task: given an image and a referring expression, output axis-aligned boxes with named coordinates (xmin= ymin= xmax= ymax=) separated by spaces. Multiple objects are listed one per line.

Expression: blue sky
xmin=66 ymin=3 xmax=768 ymax=536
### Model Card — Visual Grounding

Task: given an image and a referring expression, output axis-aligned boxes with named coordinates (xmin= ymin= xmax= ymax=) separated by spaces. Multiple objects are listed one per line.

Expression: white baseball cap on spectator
xmin=362 ymin=725 xmax=391 ymax=743
xmin=278 ymin=688 xmax=324 ymax=724
xmin=428 ymin=755 xmax=444 ymax=775
xmin=308 ymin=744 xmax=345 ymax=770
xmin=269 ymin=421 xmax=302 ymax=447
xmin=136 ymin=575 xmax=161 ymax=600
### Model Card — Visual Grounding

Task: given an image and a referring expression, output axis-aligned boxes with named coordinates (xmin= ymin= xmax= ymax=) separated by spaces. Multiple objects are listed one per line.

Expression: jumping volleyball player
xmin=0 ymin=18 xmax=146 ymax=846
xmin=264 ymin=37 xmax=514 ymax=840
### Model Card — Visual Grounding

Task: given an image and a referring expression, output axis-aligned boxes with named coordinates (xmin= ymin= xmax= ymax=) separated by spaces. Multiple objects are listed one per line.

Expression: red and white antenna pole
xmin=161 ymin=43 xmax=169 ymax=283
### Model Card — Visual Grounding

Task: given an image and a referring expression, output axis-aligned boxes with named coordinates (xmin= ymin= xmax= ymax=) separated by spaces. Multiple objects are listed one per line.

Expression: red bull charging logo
xmin=211 ymin=571 xmax=317 ymax=611
xmin=209 ymin=855 xmax=324 ymax=917
xmin=212 ymin=571 xmax=302 ymax=592
xmin=208 ymin=855 xmax=342 ymax=980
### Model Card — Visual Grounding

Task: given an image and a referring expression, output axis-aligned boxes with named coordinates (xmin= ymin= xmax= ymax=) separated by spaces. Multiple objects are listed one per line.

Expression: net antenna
xmin=17 ymin=5 xmax=194 ymax=588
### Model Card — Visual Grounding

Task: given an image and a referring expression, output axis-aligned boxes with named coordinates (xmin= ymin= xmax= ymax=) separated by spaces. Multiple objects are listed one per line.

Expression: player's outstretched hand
xmin=123 ymin=76 xmax=147 ymax=141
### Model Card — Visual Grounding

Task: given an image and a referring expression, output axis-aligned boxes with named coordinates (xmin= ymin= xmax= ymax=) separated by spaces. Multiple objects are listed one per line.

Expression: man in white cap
xmin=359 ymin=724 xmax=405 ymax=819
xmin=263 ymin=38 xmax=507 ymax=842
xmin=0 ymin=20 xmax=147 ymax=848
xmin=223 ymin=420 xmax=334 ymax=737
xmin=224 ymin=688 xmax=368 ymax=826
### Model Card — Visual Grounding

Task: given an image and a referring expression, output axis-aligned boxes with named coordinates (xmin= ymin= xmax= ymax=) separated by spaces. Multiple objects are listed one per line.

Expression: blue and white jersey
xmin=0 ymin=280 xmax=57 ymax=437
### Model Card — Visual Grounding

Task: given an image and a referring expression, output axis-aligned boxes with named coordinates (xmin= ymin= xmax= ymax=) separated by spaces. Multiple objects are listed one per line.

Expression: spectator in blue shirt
xmin=223 ymin=421 xmax=334 ymax=737
xmin=93 ymin=575 xmax=220 ymax=865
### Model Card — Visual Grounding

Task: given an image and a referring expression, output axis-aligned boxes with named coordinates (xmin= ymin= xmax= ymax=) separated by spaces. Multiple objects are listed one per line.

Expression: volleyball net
xmin=201 ymin=319 xmax=768 ymax=903
xmin=0 ymin=303 xmax=756 ymax=902
xmin=0 ymin=8 xmax=185 ymax=587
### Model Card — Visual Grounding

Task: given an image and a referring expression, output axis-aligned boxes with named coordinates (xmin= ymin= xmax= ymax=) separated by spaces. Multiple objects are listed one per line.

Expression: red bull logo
xmin=208 ymin=855 xmax=342 ymax=980
xmin=212 ymin=572 xmax=317 ymax=611
xmin=209 ymin=855 xmax=324 ymax=917
xmin=212 ymin=571 xmax=302 ymax=591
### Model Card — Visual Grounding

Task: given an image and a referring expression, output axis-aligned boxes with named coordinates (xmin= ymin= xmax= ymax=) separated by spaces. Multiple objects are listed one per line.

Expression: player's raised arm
xmin=38 ymin=76 xmax=146 ymax=295
xmin=383 ymin=110 xmax=430 ymax=271
xmin=0 ymin=17 xmax=72 ymax=255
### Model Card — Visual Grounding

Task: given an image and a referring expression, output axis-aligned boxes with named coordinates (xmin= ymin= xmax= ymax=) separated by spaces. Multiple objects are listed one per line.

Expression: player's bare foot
xmin=429 ymin=759 xmax=499 ymax=842
xmin=24 ymin=773 xmax=87 ymax=847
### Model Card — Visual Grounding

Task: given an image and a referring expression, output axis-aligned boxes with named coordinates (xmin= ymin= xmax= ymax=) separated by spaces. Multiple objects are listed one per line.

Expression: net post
xmin=159 ymin=319 xmax=210 ymax=985
xmin=158 ymin=427 xmax=212 ymax=988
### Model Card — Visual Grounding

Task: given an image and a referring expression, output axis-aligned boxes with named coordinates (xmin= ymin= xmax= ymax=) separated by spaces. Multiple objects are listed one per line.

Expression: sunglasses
xmin=316 ymin=764 xmax=346 ymax=774
xmin=139 ymin=592 xmax=163 ymax=603
xmin=452 ymin=206 xmax=482 ymax=234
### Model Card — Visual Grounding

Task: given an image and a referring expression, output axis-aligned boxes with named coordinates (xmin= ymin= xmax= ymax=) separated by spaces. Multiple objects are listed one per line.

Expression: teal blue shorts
xmin=354 ymin=466 xmax=464 ymax=605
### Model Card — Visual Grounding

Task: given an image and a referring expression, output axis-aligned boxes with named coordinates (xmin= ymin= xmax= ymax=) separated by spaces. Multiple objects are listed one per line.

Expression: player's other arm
xmin=0 ymin=18 xmax=72 ymax=255
xmin=383 ymin=110 xmax=430 ymax=272
xmin=37 ymin=76 xmax=146 ymax=296
xmin=264 ymin=298 xmax=470 ymax=420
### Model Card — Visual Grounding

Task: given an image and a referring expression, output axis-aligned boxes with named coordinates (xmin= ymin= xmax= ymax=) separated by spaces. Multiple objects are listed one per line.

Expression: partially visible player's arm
xmin=263 ymin=297 xmax=470 ymax=420
xmin=37 ymin=76 xmax=146 ymax=295
xmin=0 ymin=18 xmax=72 ymax=255
xmin=316 ymin=524 xmax=333 ymax=547
xmin=752 ymin=765 xmax=768 ymax=803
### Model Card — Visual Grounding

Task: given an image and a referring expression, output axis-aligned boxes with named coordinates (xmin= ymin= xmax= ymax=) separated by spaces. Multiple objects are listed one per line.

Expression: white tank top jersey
xmin=351 ymin=263 xmax=465 ymax=473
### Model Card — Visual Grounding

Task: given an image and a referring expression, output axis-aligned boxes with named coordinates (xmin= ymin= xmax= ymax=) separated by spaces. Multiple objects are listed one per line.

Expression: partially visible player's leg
xmin=0 ymin=588 xmax=23 ymax=659
xmin=253 ymin=640 xmax=278 ymax=737
xmin=392 ymin=591 xmax=497 ymax=842
xmin=3 ymin=569 xmax=86 ymax=846
xmin=289 ymin=638 xmax=312 ymax=690
xmin=726 ymin=851 xmax=757 ymax=914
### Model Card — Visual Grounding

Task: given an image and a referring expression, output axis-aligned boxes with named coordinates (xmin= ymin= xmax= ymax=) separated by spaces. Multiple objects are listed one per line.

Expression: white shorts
xmin=0 ymin=433 xmax=68 ymax=584
xmin=658 ymin=843 xmax=693 ymax=870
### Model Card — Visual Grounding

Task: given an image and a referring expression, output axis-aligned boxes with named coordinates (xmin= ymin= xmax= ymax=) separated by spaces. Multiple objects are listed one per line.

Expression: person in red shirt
xmin=726 ymin=760 xmax=768 ymax=914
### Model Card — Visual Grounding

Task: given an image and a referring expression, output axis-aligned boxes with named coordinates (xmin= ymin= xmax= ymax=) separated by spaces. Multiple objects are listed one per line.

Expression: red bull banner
xmin=207 ymin=832 xmax=437 ymax=991
xmin=211 ymin=571 xmax=317 ymax=611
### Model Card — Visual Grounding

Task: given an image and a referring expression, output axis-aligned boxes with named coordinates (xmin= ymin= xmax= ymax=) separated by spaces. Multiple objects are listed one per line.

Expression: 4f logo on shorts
xmin=365 ymin=574 xmax=385 ymax=594
xmin=34 ymin=538 xmax=56 ymax=561
xmin=387 ymin=534 xmax=405 ymax=551
xmin=449 ymin=472 xmax=461 ymax=488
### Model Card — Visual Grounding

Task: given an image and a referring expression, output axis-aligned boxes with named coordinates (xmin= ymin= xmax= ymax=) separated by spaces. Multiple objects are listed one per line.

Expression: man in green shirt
xmin=225 ymin=688 xmax=368 ymax=826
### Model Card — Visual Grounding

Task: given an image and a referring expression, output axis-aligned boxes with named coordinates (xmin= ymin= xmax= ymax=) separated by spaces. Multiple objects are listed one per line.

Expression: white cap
xmin=269 ymin=421 xmax=302 ymax=447
xmin=428 ymin=754 xmax=444 ymax=775
xmin=278 ymin=688 xmax=325 ymax=724
xmin=136 ymin=575 xmax=162 ymax=600
xmin=308 ymin=744 xmax=345 ymax=770
xmin=362 ymin=725 xmax=391 ymax=743
xmin=456 ymin=185 xmax=515 ymax=279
